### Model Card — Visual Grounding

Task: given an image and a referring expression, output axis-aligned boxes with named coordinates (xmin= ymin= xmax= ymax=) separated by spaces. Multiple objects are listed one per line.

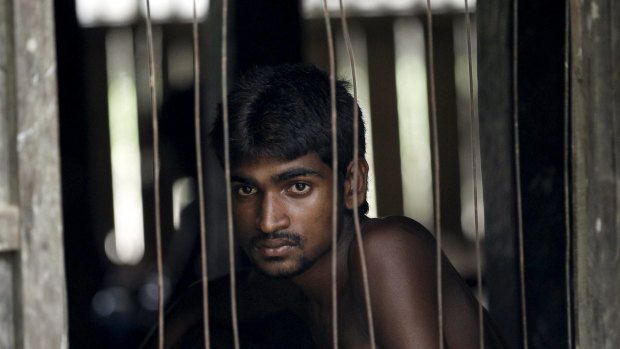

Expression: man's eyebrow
xmin=230 ymin=167 xmax=322 ymax=185
xmin=230 ymin=174 xmax=257 ymax=186
xmin=273 ymin=167 xmax=322 ymax=182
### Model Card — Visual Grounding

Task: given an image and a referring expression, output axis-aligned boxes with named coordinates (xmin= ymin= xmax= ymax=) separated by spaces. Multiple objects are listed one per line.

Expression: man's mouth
xmin=253 ymin=238 xmax=298 ymax=257
xmin=251 ymin=233 xmax=301 ymax=258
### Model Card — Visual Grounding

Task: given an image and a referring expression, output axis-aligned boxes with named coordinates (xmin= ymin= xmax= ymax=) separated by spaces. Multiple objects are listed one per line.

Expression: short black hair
xmin=210 ymin=63 xmax=369 ymax=214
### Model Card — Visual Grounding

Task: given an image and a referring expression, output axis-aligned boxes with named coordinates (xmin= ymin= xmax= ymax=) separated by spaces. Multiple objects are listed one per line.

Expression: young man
xmin=148 ymin=64 xmax=505 ymax=348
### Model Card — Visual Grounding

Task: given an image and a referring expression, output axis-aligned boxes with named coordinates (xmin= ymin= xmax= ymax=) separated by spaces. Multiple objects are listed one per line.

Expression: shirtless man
xmin=146 ymin=63 xmax=505 ymax=348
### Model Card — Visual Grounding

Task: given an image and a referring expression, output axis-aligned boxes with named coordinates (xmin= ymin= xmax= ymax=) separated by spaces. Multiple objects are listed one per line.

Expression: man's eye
xmin=236 ymin=186 xmax=256 ymax=196
xmin=289 ymin=183 xmax=311 ymax=195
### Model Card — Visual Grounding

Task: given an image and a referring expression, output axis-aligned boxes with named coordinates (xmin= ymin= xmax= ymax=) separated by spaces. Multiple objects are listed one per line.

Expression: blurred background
xmin=54 ymin=0 xmax=570 ymax=347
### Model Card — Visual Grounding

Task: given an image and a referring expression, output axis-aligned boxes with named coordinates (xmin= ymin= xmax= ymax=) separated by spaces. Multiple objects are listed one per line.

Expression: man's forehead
xmin=231 ymin=152 xmax=330 ymax=178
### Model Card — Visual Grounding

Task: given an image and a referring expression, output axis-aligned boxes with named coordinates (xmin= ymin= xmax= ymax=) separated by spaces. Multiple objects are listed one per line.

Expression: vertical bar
xmin=512 ymin=0 xmax=529 ymax=347
xmin=192 ymin=0 xmax=211 ymax=347
xmin=571 ymin=0 xmax=620 ymax=347
xmin=425 ymin=1 xmax=444 ymax=347
xmin=338 ymin=1 xmax=376 ymax=348
xmin=12 ymin=0 xmax=68 ymax=345
xmin=320 ymin=0 xmax=339 ymax=347
xmin=220 ymin=0 xmax=240 ymax=347
xmin=0 ymin=0 xmax=16 ymax=205
xmin=0 ymin=257 xmax=15 ymax=349
xmin=563 ymin=1 xmax=572 ymax=348
xmin=365 ymin=18 xmax=402 ymax=217
xmin=144 ymin=1 xmax=164 ymax=348
xmin=463 ymin=0 xmax=484 ymax=347
xmin=478 ymin=1 xmax=521 ymax=344
xmin=394 ymin=18 xmax=432 ymax=228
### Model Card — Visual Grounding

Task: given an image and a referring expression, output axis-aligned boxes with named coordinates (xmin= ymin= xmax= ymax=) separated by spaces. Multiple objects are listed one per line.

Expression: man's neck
xmin=291 ymin=215 xmax=359 ymax=307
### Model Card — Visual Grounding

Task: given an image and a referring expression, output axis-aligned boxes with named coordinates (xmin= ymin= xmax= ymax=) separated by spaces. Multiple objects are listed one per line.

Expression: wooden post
xmin=0 ymin=0 xmax=68 ymax=347
xmin=0 ymin=1 xmax=17 ymax=347
xmin=366 ymin=17 xmax=404 ymax=217
xmin=427 ymin=14 xmax=462 ymax=235
xmin=477 ymin=1 xmax=521 ymax=345
xmin=479 ymin=0 xmax=570 ymax=347
xmin=571 ymin=0 xmax=620 ymax=347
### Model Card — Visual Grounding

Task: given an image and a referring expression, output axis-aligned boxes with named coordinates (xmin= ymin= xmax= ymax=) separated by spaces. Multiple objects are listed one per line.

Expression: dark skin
xmin=144 ymin=152 xmax=505 ymax=348
xmin=229 ymin=152 xmax=505 ymax=348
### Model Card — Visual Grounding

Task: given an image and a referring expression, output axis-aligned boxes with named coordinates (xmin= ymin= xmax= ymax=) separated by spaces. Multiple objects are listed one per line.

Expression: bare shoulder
xmin=346 ymin=216 xmax=508 ymax=348
xmin=349 ymin=216 xmax=436 ymax=267
xmin=348 ymin=215 xmax=437 ymax=280
xmin=346 ymin=216 xmax=443 ymax=347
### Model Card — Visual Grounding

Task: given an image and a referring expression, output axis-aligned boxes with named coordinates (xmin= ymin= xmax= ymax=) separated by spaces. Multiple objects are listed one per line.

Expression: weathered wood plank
xmin=571 ymin=0 xmax=620 ymax=347
xmin=480 ymin=1 xmax=573 ymax=347
xmin=0 ymin=206 xmax=19 ymax=251
xmin=1 ymin=0 xmax=17 ymax=347
xmin=0 ymin=257 xmax=16 ymax=349
xmin=1 ymin=0 xmax=17 ymax=205
xmin=477 ymin=1 xmax=521 ymax=346
xmin=366 ymin=17 xmax=403 ymax=216
xmin=12 ymin=0 xmax=68 ymax=346
xmin=515 ymin=0 xmax=570 ymax=346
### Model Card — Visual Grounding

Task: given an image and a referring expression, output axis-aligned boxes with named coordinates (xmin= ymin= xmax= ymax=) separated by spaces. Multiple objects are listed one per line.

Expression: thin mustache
xmin=251 ymin=231 xmax=302 ymax=246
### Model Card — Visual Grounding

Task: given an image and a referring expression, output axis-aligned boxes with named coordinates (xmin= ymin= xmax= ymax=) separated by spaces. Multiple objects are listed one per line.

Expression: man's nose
xmin=256 ymin=193 xmax=290 ymax=234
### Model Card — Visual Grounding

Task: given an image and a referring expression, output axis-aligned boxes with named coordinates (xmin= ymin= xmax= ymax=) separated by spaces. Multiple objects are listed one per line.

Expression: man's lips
xmin=252 ymin=238 xmax=299 ymax=257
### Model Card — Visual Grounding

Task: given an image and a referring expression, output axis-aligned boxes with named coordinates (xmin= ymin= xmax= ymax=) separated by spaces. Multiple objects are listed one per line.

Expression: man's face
xmin=230 ymin=153 xmax=335 ymax=278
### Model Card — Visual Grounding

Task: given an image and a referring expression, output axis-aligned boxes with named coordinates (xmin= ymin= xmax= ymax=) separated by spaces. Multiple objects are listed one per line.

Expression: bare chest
xmin=306 ymin=296 xmax=373 ymax=349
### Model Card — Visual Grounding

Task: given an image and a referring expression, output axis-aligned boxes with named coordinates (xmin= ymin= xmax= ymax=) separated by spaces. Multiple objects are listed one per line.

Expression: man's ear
xmin=344 ymin=158 xmax=369 ymax=210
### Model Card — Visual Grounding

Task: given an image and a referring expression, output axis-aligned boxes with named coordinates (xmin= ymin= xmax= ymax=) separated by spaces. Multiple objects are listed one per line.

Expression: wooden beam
xmin=0 ymin=206 xmax=19 ymax=251
xmin=571 ymin=0 xmax=620 ymax=346
xmin=0 ymin=0 xmax=17 ymax=346
xmin=516 ymin=0 xmax=570 ymax=346
xmin=480 ymin=1 xmax=572 ymax=347
xmin=428 ymin=14 xmax=462 ymax=235
xmin=0 ymin=0 xmax=17 ymax=206
xmin=477 ymin=1 xmax=521 ymax=346
xmin=0 ymin=0 xmax=18 ymax=254
xmin=12 ymin=0 xmax=68 ymax=346
xmin=366 ymin=17 xmax=404 ymax=216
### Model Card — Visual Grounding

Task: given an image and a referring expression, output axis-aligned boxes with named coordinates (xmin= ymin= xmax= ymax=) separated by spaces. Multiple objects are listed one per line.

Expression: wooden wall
xmin=479 ymin=0 xmax=570 ymax=347
xmin=1 ymin=0 xmax=618 ymax=347
xmin=571 ymin=0 xmax=620 ymax=347
xmin=0 ymin=0 xmax=67 ymax=347
xmin=480 ymin=0 xmax=620 ymax=347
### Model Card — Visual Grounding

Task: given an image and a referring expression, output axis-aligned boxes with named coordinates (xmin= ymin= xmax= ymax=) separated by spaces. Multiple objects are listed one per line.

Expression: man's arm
xmin=350 ymin=216 xmax=507 ymax=348
xmin=349 ymin=217 xmax=443 ymax=348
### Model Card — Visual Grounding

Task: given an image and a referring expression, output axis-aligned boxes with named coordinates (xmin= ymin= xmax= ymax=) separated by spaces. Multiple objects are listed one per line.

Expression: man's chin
xmin=254 ymin=258 xmax=308 ymax=279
